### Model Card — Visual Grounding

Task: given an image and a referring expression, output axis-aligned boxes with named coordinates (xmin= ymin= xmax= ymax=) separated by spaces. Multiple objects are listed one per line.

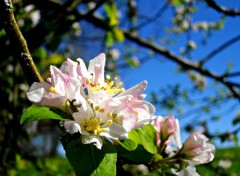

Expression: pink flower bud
xmin=180 ymin=132 xmax=215 ymax=164
xmin=154 ymin=115 xmax=178 ymax=145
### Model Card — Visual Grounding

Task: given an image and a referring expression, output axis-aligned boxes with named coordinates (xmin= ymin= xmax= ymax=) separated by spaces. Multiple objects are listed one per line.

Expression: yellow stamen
xmin=107 ymin=120 xmax=113 ymax=126
xmin=106 ymin=75 xmax=111 ymax=80
xmin=49 ymin=87 xmax=57 ymax=94
xmin=99 ymin=108 xmax=105 ymax=113
xmin=112 ymin=114 xmax=118 ymax=119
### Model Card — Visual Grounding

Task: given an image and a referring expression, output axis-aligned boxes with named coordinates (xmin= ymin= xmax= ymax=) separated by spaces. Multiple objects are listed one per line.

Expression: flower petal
xmin=88 ymin=53 xmax=106 ymax=85
xmin=64 ymin=121 xmax=81 ymax=134
xmin=117 ymin=80 xmax=147 ymax=99
xmin=81 ymin=135 xmax=103 ymax=149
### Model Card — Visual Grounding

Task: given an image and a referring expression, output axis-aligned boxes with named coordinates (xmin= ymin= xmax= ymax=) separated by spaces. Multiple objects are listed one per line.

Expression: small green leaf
xmin=133 ymin=124 xmax=157 ymax=154
xmin=104 ymin=2 xmax=119 ymax=26
xmin=117 ymin=139 xmax=138 ymax=151
xmin=116 ymin=124 xmax=157 ymax=163
xmin=171 ymin=0 xmax=185 ymax=6
xmin=105 ymin=31 xmax=115 ymax=47
xmin=116 ymin=144 xmax=154 ymax=163
xmin=63 ymin=136 xmax=117 ymax=176
xmin=113 ymin=28 xmax=125 ymax=42
xmin=21 ymin=105 xmax=65 ymax=124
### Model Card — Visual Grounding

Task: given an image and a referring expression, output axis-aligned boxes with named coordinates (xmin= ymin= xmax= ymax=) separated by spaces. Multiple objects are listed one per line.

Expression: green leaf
xmin=112 ymin=28 xmax=125 ymax=42
xmin=171 ymin=0 xmax=185 ymax=6
xmin=105 ymin=31 xmax=115 ymax=47
xmin=20 ymin=105 xmax=65 ymax=124
xmin=117 ymin=138 xmax=138 ymax=151
xmin=104 ymin=2 xmax=119 ymax=26
xmin=116 ymin=144 xmax=154 ymax=164
xmin=119 ymin=124 xmax=157 ymax=154
xmin=63 ymin=136 xmax=117 ymax=176
xmin=131 ymin=124 xmax=157 ymax=154
xmin=116 ymin=124 xmax=157 ymax=163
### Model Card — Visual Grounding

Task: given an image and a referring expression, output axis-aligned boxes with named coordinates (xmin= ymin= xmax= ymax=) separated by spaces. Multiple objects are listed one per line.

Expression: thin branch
xmin=205 ymin=0 xmax=240 ymax=17
xmin=0 ymin=0 xmax=43 ymax=85
xmin=22 ymin=0 xmax=240 ymax=99
xmin=79 ymin=14 xmax=240 ymax=99
xmin=133 ymin=2 xmax=169 ymax=30
xmin=223 ymin=71 xmax=240 ymax=78
xmin=200 ymin=34 xmax=240 ymax=64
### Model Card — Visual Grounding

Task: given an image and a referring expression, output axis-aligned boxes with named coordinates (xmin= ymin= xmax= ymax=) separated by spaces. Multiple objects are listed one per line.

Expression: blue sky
xmin=57 ymin=1 xmax=240 ymax=155
xmin=116 ymin=0 xmax=240 ymax=147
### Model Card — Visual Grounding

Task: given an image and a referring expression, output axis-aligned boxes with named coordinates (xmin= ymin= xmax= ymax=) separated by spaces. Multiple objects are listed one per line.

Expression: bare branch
xmin=223 ymin=71 xmax=240 ymax=78
xmin=200 ymin=34 xmax=240 ymax=64
xmin=82 ymin=14 xmax=240 ymax=99
xmin=205 ymin=0 xmax=240 ymax=17
xmin=133 ymin=3 xmax=169 ymax=30
xmin=0 ymin=0 xmax=43 ymax=85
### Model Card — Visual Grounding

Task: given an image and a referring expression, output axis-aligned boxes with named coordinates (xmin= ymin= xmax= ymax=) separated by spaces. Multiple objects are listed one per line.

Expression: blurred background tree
xmin=0 ymin=0 xmax=239 ymax=175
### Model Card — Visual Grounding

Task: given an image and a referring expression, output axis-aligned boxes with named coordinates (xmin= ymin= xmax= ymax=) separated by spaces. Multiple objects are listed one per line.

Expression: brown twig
xmin=0 ymin=0 xmax=43 ymax=85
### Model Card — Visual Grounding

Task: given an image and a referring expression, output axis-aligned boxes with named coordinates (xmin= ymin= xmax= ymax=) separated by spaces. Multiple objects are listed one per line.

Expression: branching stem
xmin=0 ymin=0 xmax=43 ymax=85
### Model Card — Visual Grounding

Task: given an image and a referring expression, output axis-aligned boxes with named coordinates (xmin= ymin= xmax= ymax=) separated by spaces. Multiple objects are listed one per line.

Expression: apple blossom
xmin=27 ymin=65 xmax=82 ymax=109
xmin=27 ymin=53 xmax=155 ymax=149
xmin=154 ymin=115 xmax=178 ymax=145
xmin=180 ymin=132 xmax=215 ymax=164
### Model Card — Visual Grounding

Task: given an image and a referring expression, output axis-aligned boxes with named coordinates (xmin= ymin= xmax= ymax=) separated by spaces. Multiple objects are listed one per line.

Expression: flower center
xmin=80 ymin=117 xmax=113 ymax=135
xmin=80 ymin=118 xmax=102 ymax=135
xmin=86 ymin=74 xmax=125 ymax=96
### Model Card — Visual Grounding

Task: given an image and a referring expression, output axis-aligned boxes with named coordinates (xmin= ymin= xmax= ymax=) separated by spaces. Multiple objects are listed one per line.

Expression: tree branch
xmin=20 ymin=0 xmax=240 ymax=99
xmin=0 ymin=0 xmax=43 ymax=85
xmin=200 ymin=34 xmax=240 ymax=64
xmin=81 ymin=14 xmax=240 ymax=99
xmin=205 ymin=0 xmax=240 ymax=17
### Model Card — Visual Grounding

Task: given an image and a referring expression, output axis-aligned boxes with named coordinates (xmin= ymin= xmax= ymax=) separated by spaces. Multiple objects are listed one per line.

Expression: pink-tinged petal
xmin=118 ymin=107 xmax=138 ymax=132
xmin=154 ymin=115 xmax=177 ymax=142
xmin=153 ymin=116 xmax=164 ymax=132
xmin=190 ymin=143 xmax=215 ymax=164
xmin=64 ymin=121 xmax=81 ymax=134
xmin=88 ymin=91 xmax=110 ymax=105
xmin=60 ymin=58 xmax=78 ymax=77
xmin=27 ymin=82 xmax=67 ymax=107
xmin=117 ymin=80 xmax=147 ymax=99
xmin=76 ymin=58 xmax=89 ymax=87
xmin=76 ymin=58 xmax=89 ymax=77
xmin=40 ymin=94 xmax=66 ymax=107
xmin=27 ymin=82 xmax=50 ymax=103
xmin=81 ymin=135 xmax=103 ymax=149
xmin=181 ymin=132 xmax=215 ymax=164
xmin=100 ymin=123 xmax=128 ymax=139
xmin=128 ymin=100 xmax=155 ymax=125
xmin=88 ymin=53 xmax=106 ymax=85
xmin=172 ymin=118 xmax=182 ymax=148
xmin=72 ymin=103 xmax=93 ymax=123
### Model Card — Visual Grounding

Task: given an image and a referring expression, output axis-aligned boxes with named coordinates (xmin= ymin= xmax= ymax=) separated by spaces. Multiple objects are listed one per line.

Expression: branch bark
xmin=0 ymin=0 xmax=43 ymax=85
xmin=82 ymin=14 xmax=240 ymax=99
xmin=205 ymin=0 xmax=240 ymax=17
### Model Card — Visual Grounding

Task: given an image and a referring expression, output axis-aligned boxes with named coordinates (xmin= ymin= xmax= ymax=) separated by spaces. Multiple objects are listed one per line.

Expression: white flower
xmin=180 ymin=132 xmax=215 ymax=165
xmin=61 ymin=53 xmax=155 ymax=149
xmin=27 ymin=65 xmax=82 ymax=108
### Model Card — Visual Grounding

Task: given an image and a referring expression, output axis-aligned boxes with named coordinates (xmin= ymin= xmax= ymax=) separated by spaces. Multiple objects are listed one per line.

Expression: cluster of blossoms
xmin=27 ymin=53 xmax=155 ymax=149
xmin=153 ymin=115 xmax=215 ymax=175
xmin=26 ymin=53 xmax=214 ymax=175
